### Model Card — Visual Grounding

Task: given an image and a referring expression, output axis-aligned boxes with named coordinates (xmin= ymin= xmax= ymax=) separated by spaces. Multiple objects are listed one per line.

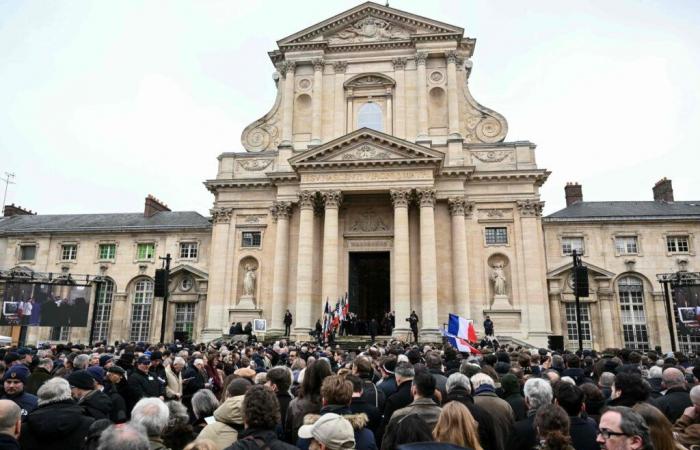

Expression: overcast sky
xmin=1 ymin=0 xmax=699 ymax=216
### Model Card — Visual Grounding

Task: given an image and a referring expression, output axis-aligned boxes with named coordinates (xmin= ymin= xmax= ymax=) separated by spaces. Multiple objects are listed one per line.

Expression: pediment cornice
xmin=288 ymin=128 xmax=444 ymax=170
xmin=547 ymin=261 xmax=616 ymax=280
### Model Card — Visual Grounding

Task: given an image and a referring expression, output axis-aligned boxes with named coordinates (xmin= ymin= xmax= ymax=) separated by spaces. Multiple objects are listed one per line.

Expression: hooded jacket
xmin=199 ymin=395 xmax=246 ymax=450
xmin=20 ymin=399 xmax=94 ymax=450
xmin=298 ymin=405 xmax=377 ymax=450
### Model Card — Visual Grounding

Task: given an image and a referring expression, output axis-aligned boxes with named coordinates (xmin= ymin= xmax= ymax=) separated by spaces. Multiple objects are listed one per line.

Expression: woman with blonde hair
xmin=632 ymin=402 xmax=685 ymax=450
xmin=433 ymin=401 xmax=483 ymax=450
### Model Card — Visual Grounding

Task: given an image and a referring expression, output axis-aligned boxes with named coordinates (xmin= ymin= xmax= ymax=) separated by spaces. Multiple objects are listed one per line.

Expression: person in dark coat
xmin=562 ymin=355 xmax=586 ymax=386
xmin=483 ymin=315 xmax=494 ymax=336
xmin=555 ymin=382 xmax=598 ymax=450
xmin=377 ymin=357 xmax=398 ymax=398
xmin=347 ymin=375 xmax=381 ymax=436
xmin=224 ymin=385 xmax=298 ymax=450
xmin=352 ymin=356 xmax=385 ymax=412
xmin=265 ymin=366 xmax=292 ymax=432
xmin=650 ymin=367 xmax=692 ymax=424
xmin=24 ymin=359 xmax=52 ymax=395
xmin=0 ymin=400 xmax=21 ymax=450
xmin=408 ymin=311 xmax=419 ymax=343
xmin=501 ymin=373 xmax=527 ymax=421
xmin=607 ymin=372 xmax=650 ymax=408
xmin=127 ymin=355 xmax=164 ymax=411
xmin=284 ymin=310 xmax=293 ymax=336
xmin=20 ymin=378 xmax=94 ymax=450
xmin=445 ymin=373 xmax=501 ymax=450
xmin=67 ymin=370 xmax=112 ymax=421
xmin=377 ymin=362 xmax=414 ymax=444
xmin=508 ymin=378 xmax=552 ymax=450
xmin=102 ymin=366 xmax=128 ymax=423
xmin=0 ymin=365 xmax=37 ymax=419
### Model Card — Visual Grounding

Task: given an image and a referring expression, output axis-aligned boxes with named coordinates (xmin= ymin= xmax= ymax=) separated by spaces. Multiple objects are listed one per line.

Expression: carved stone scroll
xmin=210 ymin=207 xmax=234 ymax=224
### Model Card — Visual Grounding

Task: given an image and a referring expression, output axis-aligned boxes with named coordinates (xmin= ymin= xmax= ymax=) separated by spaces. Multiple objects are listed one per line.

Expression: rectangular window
xmin=175 ymin=303 xmax=196 ymax=339
xmin=241 ymin=231 xmax=262 ymax=248
xmin=179 ymin=242 xmax=198 ymax=259
xmin=619 ymin=281 xmax=649 ymax=351
xmin=136 ymin=243 xmax=155 ymax=261
xmin=615 ymin=236 xmax=638 ymax=254
xmin=130 ymin=279 xmax=154 ymax=341
xmin=19 ymin=245 xmax=36 ymax=261
xmin=485 ymin=227 xmax=508 ymax=245
xmin=98 ymin=244 xmax=116 ymax=260
xmin=562 ymin=237 xmax=584 ymax=256
xmin=93 ymin=280 xmax=114 ymax=342
xmin=61 ymin=244 xmax=77 ymax=261
xmin=565 ymin=303 xmax=592 ymax=350
xmin=667 ymin=236 xmax=690 ymax=253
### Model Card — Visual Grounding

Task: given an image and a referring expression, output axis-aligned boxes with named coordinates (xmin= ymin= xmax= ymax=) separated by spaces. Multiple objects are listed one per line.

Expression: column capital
xmin=445 ymin=50 xmax=458 ymax=64
xmin=279 ymin=60 xmax=296 ymax=77
xmin=392 ymin=57 xmax=407 ymax=70
xmin=210 ymin=207 xmax=234 ymax=224
xmin=270 ymin=201 xmax=293 ymax=222
xmin=415 ymin=52 xmax=428 ymax=66
xmin=312 ymin=58 xmax=325 ymax=72
xmin=448 ymin=197 xmax=475 ymax=216
xmin=333 ymin=61 xmax=348 ymax=73
xmin=321 ymin=190 xmax=343 ymax=209
xmin=297 ymin=190 xmax=317 ymax=210
xmin=516 ymin=199 xmax=545 ymax=217
xmin=390 ymin=189 xmax=412 ymax=208
xmin=416 ymin=188 xmax=436 ymax=207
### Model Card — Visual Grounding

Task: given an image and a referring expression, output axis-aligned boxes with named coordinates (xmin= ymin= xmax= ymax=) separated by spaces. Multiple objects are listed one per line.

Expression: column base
xmin=419 ymin=328 xmax=443 ymax=342
xmin=291 ymin=328 xmax=314 ymax=342
xmin=279 ymin=140 xmax=293 ymax=149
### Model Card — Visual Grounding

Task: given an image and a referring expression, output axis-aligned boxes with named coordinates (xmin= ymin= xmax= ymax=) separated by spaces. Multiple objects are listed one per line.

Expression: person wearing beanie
xmin=103 ymin=366 xmax=128 ymax=423
xmin=0 ymin=365 xmax=37 ymax=419
xmin=68 ymin=370 xmax=112 ymax=421
xmin=99 ymin=354 xmax=114 ymax=368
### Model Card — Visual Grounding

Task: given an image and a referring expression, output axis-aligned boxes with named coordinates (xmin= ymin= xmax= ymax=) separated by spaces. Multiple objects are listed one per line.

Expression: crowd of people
xmin=1 ymin=338 xmax=700 ymax=450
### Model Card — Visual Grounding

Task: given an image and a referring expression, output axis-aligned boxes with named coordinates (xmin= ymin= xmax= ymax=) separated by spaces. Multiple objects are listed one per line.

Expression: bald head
xmin=662 ymin=368 xmax=686 ymax=389
xmin=690 ymin=385 xmax=700 ymax=407
xmin=0 ymin=399 xmax=21 ymax=438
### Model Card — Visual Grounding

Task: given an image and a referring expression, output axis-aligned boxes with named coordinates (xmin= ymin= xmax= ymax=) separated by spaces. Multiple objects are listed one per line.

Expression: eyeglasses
xmin=597 ymin=428 xmax=629 ymax=439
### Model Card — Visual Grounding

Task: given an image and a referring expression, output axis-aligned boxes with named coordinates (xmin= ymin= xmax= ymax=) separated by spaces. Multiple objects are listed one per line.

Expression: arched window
xmin=93 ymin=279 xmax=114 ymax=342
xmin=130 ymin=278 xmax=154 ymax=342
xmin=618 ymin=276 xmax=649 ymax=350
xmin=357 ymin=102 xmax=383 ymax=132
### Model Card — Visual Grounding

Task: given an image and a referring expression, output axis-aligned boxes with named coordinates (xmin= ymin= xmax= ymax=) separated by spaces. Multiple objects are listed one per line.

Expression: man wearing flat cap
xmin=103 ymin=366 xmax=128 ymax=422
xmin=68 ymin=369 xmax=112 ymax=421
xmin=0 ymin=365 xmax=37 ymax=419
xmin=127 ymin=355 xmax=164 ymax=412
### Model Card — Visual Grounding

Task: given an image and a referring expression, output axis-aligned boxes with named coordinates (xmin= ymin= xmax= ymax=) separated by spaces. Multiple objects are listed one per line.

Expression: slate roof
xmin=0 ymin=211 xmax=211 ymax=235
xmin=544 ymin=201 xmax=700 ymax=222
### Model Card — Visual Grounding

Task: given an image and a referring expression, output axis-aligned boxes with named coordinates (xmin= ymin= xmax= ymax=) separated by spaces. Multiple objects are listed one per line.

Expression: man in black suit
xmin=284 ymin=310 xmax=293 ymax=336
xmin=407 ymin=311 xmax=419 ymax=343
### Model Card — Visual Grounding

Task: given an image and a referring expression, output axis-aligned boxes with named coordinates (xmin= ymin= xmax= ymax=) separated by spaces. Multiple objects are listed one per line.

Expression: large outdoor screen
xmin=675 ymin=284 xmax=700 ymax=336
xmin=0 ymin=282 xmax=91 ymax=327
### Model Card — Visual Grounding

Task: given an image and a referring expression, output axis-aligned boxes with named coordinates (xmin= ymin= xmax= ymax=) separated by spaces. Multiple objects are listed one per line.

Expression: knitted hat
xmin=2 ymin=365 xmax=29 ymax=384
xmin=99 ymin=354 xmax=114 ymax=367
xmin=86 ymin=366 xmax=106 ymax=385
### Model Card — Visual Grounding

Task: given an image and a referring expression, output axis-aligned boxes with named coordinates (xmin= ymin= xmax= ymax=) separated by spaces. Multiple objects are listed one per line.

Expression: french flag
xmin=448 ymin=313 xmax=478 ymax=343
xmin=447 ymin=334 xmax=481 ymax=354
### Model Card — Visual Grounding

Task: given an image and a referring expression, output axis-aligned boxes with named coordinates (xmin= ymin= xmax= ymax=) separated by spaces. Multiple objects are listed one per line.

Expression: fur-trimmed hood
xmin=303 ymin=411 xmax=369 ymax=430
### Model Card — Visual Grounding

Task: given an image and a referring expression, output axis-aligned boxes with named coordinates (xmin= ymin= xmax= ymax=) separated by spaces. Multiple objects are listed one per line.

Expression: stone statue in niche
xmin=491 ymin=263 xmax=507 ymax=296
xmin=243 ymin=264 xmax=257 ymax=296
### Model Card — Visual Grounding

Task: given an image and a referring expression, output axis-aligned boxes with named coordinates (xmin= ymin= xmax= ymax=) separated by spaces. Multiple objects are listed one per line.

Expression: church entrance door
xmin=348 ymin=251 xmax=390 ymax=334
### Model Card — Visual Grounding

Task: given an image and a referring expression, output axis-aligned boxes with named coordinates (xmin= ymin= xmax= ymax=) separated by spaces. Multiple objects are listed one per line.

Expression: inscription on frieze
xmin=303 ymin=169 xmax=432 ymax=184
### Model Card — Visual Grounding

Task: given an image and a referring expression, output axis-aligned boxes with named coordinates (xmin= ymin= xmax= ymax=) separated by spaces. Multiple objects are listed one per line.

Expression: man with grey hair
xmin=165 ymin=356 xmax=184 ymax=401
xmin=651 ymin=367 xmax=691 ymax=423
xmin=73 ymin=354 xmax=90 ymax=371
xmin=20 ymin=377 xmax=94 ymax=450
xmin=130 ymin=397 xmax=170 ymax=450
xmin=672 ymin=384 xmax=700 ymax=447
xmin=509 ymin=377 xmax=553 ymax=450
xmin=597 ymin=406 xmax=652 ymax=450
xmin=599 ymin=371 xmax=615 ymax=399
xmin=379 ymin=362 xmax=415 ymax=443
xmin=472 ymin=372 xmax=514 ymax=447
xmin=97 ymin=423 xmax=150 ymax=450
xmin=0 ymin=399 xmax=21 ymax=449
xmin=445 ymin=373 xmax=501 ymax=450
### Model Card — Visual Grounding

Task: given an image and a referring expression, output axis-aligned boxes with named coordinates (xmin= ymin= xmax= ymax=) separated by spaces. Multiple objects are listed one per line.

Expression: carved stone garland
xmin=333 ymin=61 xmax=348 ymax=73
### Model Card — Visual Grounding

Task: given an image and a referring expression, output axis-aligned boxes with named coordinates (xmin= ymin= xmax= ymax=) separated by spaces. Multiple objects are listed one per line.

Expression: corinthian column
xmin=415 ymin=52 xmax=429 ymax=140
xmin=391 ymin=189 xmax=411 ymax=337
xmin=269 ymin=201 xmax=292 ymax=333
xmin=311 ymin=58 xmax=324 ymax=144
xmin=417 ymin=188 xmax=439 ymax=338
xmin=280 ymin=61 xmax=296 ymax=146
xmin=294 ymin=191 xmax=316 ymax=334
xmin=445 ymin=51 xmax=461 ymax=137
xmin=448 ymin=197 xmax=471 ymax=319
xmin=321 ymin=191 xmax=342 ymax=306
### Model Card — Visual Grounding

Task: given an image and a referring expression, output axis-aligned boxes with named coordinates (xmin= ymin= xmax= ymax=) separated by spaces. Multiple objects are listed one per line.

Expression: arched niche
xmin=428 ymin=86 xmax=448 ymax=132
xmin=236 ymin=256 xmax=259 ymax=309
xmin=293 ymin=93 xmax=312 ymax=140
xmin=487 ymin=253 xmax=512 ymax=307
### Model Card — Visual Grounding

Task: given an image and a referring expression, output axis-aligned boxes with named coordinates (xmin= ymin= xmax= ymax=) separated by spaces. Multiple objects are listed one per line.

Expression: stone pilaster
xmin=201 ymin=207 xmax=233 ymax=340
xmin=280 ymin=61 xmax=296 ymax=147
xmin=321 ymin=191 xmax=342 ymax=306
xmin=445 ymin=51 xmax=461 ymax=138
xmin=333 ymin=61 xmax=347 ymax=137
xmin=415 ymin=52 xmax=429 ymax=140
xmin=294 ymin=191 xmax=316 ymax=334
xmin=391 ymin=189 xmax=412 ymax=337
xmin=392 ymin=57 xmax=407 ymax=139
xmin=417 ymin=188 xmax=440 ymax=339
xmin=311 ymin=58 xmax=324 ymax=144
xmin=269 ymin=201 xmax=293 ymax=333
xmin=448 ymin=197 xmax=470 ymax=319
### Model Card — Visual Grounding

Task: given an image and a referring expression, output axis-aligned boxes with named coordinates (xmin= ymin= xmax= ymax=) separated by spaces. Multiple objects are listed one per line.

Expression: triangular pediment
xmin=277 ymin=2 xmax=463 ymax=47
xmin=288 ymin=128 xmax=444 ymax=169
xmin=170 ymin=264 xmax=208 ymax=280
xmin=547 ymin=261 xmax=616 ymax=279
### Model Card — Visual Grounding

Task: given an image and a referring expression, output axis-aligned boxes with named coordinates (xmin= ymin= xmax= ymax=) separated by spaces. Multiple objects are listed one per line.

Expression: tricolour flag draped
xmin=445 ymin=313 xmax=480 ymax=354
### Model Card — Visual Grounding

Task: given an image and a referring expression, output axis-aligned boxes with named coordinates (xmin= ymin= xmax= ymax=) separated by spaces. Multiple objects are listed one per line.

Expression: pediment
xmin=277 ymin=2 xmax=463 ymax=47
xmin=547 ymin=262 xmax=616 ymax=279
xmin=289 ymin=128 xmax=444 ymax=169
xmin=170 ymin=264 xmax=208 ymax=280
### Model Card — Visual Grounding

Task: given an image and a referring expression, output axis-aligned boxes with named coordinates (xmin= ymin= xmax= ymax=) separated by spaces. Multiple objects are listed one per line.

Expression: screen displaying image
xmin=0 ymin=282 xmax=91 ymax=327
xmin=675 ymin=285 xmax=700 ymax=335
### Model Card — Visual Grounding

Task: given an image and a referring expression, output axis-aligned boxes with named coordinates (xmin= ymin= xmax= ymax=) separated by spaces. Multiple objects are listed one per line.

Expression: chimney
xmin=144 ymin=195 xmax=171 ymax=217
xmin=564 ymin=182 xmax=583 ymax=206
xmin=3 ymin=203 xmax=36 ymax=217
xmin=653 ymin=178 xmax=674 ymax=202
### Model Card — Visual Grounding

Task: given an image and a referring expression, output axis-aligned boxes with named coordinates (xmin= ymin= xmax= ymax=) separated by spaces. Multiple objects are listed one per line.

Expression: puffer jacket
xmin=297 ymin=405 xmax=377 ymax=450
xmin=198 ymin=395 xmax=246 ymax=450
xmin=20 ymin=399 xmax=94 ymax=450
